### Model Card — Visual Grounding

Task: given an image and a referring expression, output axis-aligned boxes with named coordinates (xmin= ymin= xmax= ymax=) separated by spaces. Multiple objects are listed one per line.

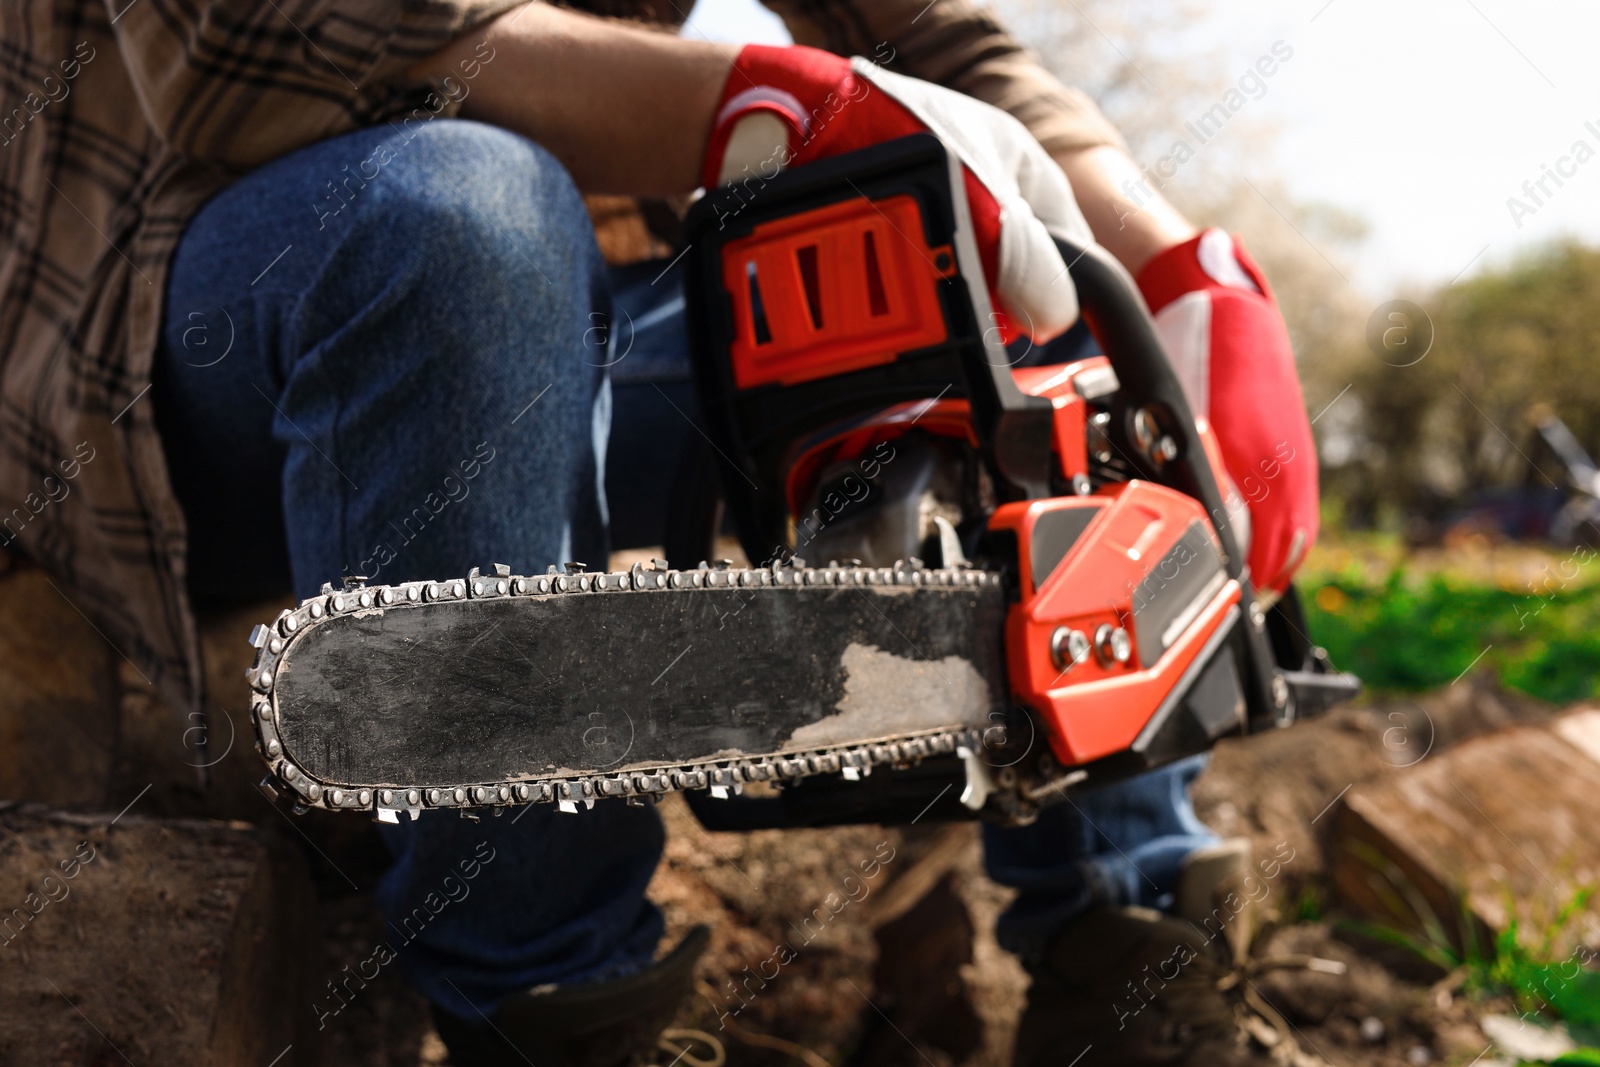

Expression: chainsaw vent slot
xmin=863 ymin=231 xmax=889 ymax=318
xmin=797 ymin=244 xmax=824 ymax=329
xmin=745 ymin=260 xmax=772 ymax=345
xmin=719 ymin=193 xmax=951 ymax=389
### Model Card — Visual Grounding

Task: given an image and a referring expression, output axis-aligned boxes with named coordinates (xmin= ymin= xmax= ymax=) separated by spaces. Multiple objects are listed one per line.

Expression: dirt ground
xmin=276 ymin=675 xmax=1565 ymax=1067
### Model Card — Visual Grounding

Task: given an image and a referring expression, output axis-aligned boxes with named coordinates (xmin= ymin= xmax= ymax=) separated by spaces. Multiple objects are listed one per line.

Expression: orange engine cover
xmin=990 ymin=482 xmax=1242 ymax=767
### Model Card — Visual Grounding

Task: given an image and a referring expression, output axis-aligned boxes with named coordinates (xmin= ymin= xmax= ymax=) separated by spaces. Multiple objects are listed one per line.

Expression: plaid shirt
xmin=0 ymin=0 xmax=1121 ymax=718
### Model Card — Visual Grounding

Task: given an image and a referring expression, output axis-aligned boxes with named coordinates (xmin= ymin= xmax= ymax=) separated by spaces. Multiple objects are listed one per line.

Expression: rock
xmin=1478 ymin=1013 xmax=1576 ymax=1062
xmin=1332 ymin=712 xmax=1600 ymax=957
xmin=1191 ymin=675 xmax=1550 ymax=891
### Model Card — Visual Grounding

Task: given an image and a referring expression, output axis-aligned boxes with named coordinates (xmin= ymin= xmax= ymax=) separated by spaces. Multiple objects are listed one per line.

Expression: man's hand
xmin=1138 ymin=229 xmax=1318 ymax=595
xmin=1051 ymin=148 xmax=1316 ymax=593
xmin=704 ymin=45 xmax=1092 ymax=342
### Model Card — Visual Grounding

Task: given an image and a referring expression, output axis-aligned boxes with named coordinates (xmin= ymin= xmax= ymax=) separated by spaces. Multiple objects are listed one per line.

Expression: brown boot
xmin=1013 ymin=906 xmax=1267 ymax=1067
xmin=432 ymin=925 xmax=711 ymax=1067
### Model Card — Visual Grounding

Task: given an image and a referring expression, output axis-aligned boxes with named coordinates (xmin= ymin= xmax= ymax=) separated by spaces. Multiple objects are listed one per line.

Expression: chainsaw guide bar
xmin=249 ymin=559 xmax=1011 ymax=822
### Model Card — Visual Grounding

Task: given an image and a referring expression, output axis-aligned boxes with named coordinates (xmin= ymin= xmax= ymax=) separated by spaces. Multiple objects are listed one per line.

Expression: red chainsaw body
xmin=776 ymin=353 xmax=1242 ymax=767
xmin=684 ymin=137 xmax=1280 ymax=784
xmin=721 ymin=194 xmax=957 ymax=389
xmin=992 ymin=487 xmax=1240 ymax=766
xmin=992 ymin=365 xmax=1242 ymax=765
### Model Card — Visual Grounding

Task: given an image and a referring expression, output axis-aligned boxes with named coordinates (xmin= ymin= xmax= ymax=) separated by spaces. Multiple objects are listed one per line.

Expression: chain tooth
xmin=251 ymin=661 xmax=275 ymax=692
xmin=468 ymin=574 xmax=511 ymax=598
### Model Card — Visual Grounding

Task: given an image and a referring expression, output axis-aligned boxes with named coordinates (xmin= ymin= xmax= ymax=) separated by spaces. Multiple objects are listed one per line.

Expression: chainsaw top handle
xmin=681 ymin=132 xmax=1289 ymax=731
xmin=1042 ymin=233 xmax=1286 ymax=730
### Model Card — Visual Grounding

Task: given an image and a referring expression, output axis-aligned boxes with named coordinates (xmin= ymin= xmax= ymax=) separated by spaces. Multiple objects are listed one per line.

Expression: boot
xmin=1013 ymin=905 xmax=1265 ymax=1067
xmin=433 ymin=925 xmax=711 ymax=1067
xmin=1174 ymin=838 xmax=1253 ymax=929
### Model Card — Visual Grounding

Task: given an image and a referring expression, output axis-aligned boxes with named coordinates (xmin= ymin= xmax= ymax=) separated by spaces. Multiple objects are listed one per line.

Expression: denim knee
xmin=191 ymin=119 xmax=617 ymax=589
xmin=286 ymin=119 xmax=609 ymax=407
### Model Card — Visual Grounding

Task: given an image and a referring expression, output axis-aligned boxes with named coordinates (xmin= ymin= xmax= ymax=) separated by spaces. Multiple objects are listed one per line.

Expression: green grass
xmin=1344 ymin=884 xmax=1600 ymax=1063
xmin=1299 ymin=566 xmax=1600 ymax=703
xmin=1474 ymin=889 xmax=1600 ymax=1029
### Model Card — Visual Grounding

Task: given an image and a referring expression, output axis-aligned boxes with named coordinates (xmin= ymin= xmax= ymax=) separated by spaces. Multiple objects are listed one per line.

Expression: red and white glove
xmin=702 ymin=46 xmax=1092 ymax=343
xmin=1137 ymin=229 xmax=1318 ymax=596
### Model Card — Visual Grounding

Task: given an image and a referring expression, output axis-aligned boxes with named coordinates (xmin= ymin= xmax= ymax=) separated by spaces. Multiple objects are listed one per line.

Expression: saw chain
xmin=250 ymin=558 xmax=1008 ymax=823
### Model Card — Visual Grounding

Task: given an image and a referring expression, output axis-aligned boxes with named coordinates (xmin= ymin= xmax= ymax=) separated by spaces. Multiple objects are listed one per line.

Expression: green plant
xmin=1339 ymin=844 xmax=1599 ymax=1049
xmin=1551 ymin=1051 xmax=1600 ymax=1065
xmin=1293 ymin=881 xmax=1326 ymax=924
xmin=1300 ymin=565 xmax=1600 ymax=702
xmin=1484 ymin=887 xmax=1600 ymax=1029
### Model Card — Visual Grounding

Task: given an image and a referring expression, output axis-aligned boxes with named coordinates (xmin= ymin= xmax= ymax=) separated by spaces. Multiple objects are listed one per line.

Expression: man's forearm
xmin=1054 ymin=145 xmax=1196 ymax=275
xmin=411 ymin=4 xmax=729 ymax=197
xmin=415 ymin=7 xmax=1193 ymax=271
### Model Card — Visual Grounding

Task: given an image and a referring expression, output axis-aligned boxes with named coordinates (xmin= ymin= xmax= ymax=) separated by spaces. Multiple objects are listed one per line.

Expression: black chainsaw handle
xmin=1050 ymin=236 xmax=1288 ymax=728
xmin=1047 ymin=238 xmax=1243 ymax=570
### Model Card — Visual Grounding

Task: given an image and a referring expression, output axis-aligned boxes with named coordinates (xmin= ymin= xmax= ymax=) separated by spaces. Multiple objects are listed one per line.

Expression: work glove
xmin=1137 ymin=229 xmax=1318 ymax=596
xmin=701 ymin=45 xmax=1092 ymax=343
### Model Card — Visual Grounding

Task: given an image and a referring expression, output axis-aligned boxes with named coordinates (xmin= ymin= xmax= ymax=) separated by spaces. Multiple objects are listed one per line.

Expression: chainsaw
xmin=248 ymin=135 xmax=1358 ymax=826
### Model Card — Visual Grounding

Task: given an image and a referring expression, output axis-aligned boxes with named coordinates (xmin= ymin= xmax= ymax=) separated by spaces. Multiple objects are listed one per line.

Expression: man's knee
xmin=337 ymin=120 xmax=598 ymax=295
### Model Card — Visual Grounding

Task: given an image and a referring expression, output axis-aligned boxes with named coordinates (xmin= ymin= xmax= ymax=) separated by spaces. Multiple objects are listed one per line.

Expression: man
xmin=0 ymin=1 xmax=1317 ymax=1064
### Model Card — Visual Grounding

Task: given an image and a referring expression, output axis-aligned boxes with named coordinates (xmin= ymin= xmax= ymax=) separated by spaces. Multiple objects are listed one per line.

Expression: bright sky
xmin=683 ymin=0 xmax=1600 ymax=297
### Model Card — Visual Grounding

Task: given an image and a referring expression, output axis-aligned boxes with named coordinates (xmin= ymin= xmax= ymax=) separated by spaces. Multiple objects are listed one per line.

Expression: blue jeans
xmin=154 ymin=120 xmax=1216 ymax=1020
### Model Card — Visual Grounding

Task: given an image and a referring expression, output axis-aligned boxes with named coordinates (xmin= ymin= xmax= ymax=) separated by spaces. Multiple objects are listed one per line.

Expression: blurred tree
xmin=1323 ymin=242 xmax=1600 ymax=529
xmin=996 ymin=0 xmax=1373 ymax=509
